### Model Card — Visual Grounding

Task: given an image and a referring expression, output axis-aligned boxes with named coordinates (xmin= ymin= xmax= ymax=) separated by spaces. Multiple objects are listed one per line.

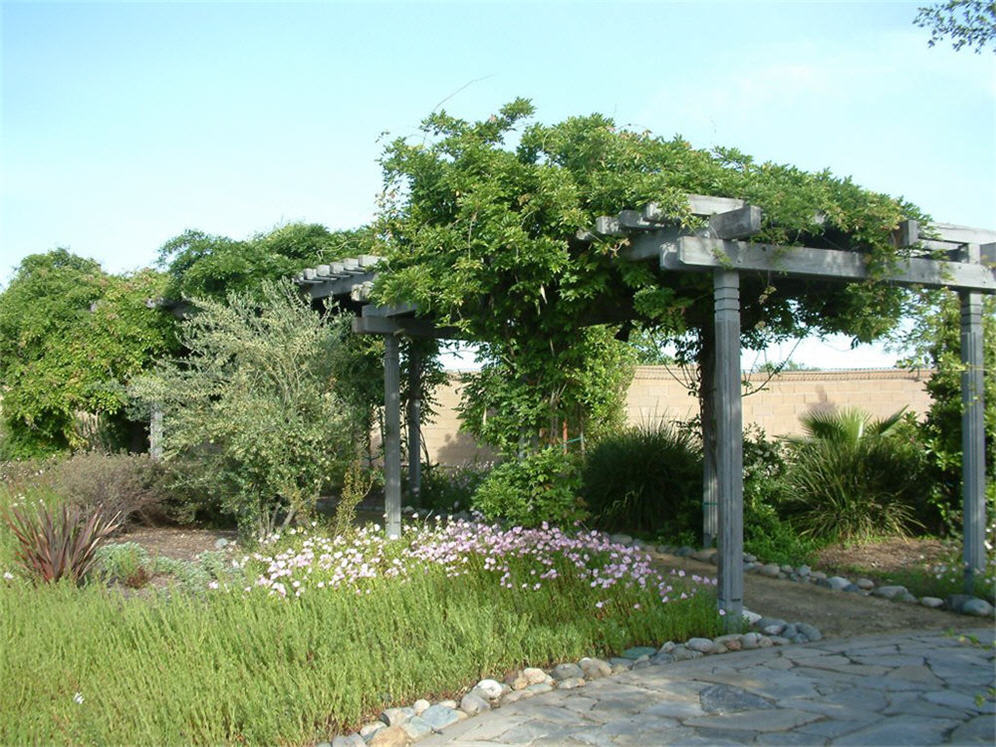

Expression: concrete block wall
xmin=420 ymin=367 xmax=934 ymax=466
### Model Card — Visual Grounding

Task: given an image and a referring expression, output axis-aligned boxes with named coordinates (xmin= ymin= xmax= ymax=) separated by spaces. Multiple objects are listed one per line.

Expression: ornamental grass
xmin=0 ymin=517 xmax=722 ymax=746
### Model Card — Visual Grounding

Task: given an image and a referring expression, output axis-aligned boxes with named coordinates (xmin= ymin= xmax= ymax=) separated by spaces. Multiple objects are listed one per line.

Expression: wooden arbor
xmin=298 ymin=194 xmax=995 ymax=621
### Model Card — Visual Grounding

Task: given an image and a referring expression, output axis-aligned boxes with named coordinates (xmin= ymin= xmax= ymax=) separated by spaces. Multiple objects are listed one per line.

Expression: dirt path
xmin=656 ymin=553 xmax=970 ymax=639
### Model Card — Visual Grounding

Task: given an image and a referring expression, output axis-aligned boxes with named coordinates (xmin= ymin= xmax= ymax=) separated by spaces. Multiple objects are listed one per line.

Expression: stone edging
xmin=324 ymin=611 xmax=823 ymax=746
xmin=650 ymin=540 xmax=996 ymax=619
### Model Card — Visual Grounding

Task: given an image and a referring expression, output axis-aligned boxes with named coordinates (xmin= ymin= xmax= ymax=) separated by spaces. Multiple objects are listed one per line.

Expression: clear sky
xmin=2 ymin=0 xmax=994 ymax=368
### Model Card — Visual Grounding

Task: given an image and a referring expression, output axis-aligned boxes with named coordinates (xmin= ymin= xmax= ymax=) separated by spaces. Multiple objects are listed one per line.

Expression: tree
xmin=897 ymin=291 xmax=996 ymax=527
xmin=915 ymin=1 xmax=996 ymax=53
xmin=0 ymin=250 xmax=177 ymax=457
xmin=375 ymin=101 xmax=922 ymax=504
xmin=132 ymin=280 xmax=361 ymax=538
xmin=158 ymin=223 xmax=377 ymax=302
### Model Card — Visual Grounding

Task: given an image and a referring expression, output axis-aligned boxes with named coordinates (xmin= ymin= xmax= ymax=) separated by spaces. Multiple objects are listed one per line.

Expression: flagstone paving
xmin=420 ymin=628 xmax=995 ymax=745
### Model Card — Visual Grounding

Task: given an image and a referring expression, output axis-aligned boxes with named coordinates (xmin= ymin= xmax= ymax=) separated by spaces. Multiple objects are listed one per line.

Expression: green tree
xmin=898 ymin=291 xmax=996 ymax=527
xmin=915 ymin=1 xmax=996 ymax=53
xmin=0 ymin=250 xmax=177 ymax=457
xmin=375 ymin=101 xmax=921 ymax=482
xmin=158 ymin=223 xmax=377 ymax=301
xmin=133 ymin=280 xmax=360 ymax=538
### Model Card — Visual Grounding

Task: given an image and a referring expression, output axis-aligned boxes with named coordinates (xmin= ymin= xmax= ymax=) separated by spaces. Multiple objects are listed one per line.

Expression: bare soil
xmin=116 ymin=526 xmax=972 ymax=640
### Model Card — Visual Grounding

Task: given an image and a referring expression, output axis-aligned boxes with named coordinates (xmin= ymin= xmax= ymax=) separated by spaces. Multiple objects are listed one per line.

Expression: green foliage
xmin=581 ymin=421 xmax=702 ymax=540
xmin=417 ymin=462 xmax=492 ymax=513
xmin=914 ymin=0 xmax=996 ymax=52
xmin=132 ymin=280 xmax=362 ymax=538
xmin=331 ymin=461 xmax=373 ymax=538
xmin=95 ymin=541 xmax=153 ymax=588
xmin=2 ymin=501 xmax=122 ymax=584
xmin=472 ymin=447 xmax=586 ymax=528
xmin=0 ymin=251 xmax=177 ymax=457
xmin=898 ymin=292 xmax=996 ymax=532
xmin=158 ymin=223 xmax=377 ymax=302
xmin=740 ymin=426 xmax=822 ymax=564
xmin=781 ymin=408 xmax=930 ymax=541
xmin=376 ymin=100 xmax=923 ymax=462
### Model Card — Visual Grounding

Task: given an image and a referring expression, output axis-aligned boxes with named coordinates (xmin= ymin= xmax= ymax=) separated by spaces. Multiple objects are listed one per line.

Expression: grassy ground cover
xmin=0 ymin=496 xmax=723 ymax=745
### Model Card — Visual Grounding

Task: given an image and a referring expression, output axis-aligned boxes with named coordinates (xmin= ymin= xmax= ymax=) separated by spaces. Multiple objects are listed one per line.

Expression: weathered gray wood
xmin=626 ymin=227 xmax=686 ymax=261
xmin=149 ymin=405 xmax=163 ymax=461
xmin=407 ymin=348 xmax=422 ymax=506
xmin=352 ymin=315 xmax=461 ymax=339
xmin=895 ymin=220 xmax=919 ymax=247
xmin=960 ymin=286 xmax=986 ymax=591
xmin=689 ymin=194 xmax=747 ymax=217
xmin=361 ymin=303 xmax=418 ymax=317
xmin=383 ymin=335 xmax=402 ymax=539
xmin=714 ymin=270 xmax=744 ymax=627
xmin=618 ymin=209 xmax=654 ymax=230
xmin=709 ymin=205 xmax=762 ymax=240
xmin=675 ymin=236 xmax=996 ymax=292
xmin=982 ymin=242 xmax=996 ymax=265
xmin=350 ymin=281 xmax=374 ymax=302
xmin=595 ymin=216 xmax=625 ymax=236
xmin=308 ymin=271 xmax=379 ymax=301
xmin=934 ymin=223 xmax=996 ymax=246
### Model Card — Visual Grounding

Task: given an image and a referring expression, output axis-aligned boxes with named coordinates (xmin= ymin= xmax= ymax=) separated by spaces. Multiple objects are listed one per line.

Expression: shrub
xmin=472 ymin=447 xmax=586 ymax=528
xmin=781 ymin=408 xmax=930 ymax=541
xmin=1 ymin=452 xmax=170 ymax=526
xmin=417 ymin=462 xmax=492 ymax=513
xmin=2 ymin=501 xmax=122 ymax=584
xmin=95 ymin=541 xmax=153 ymax=588
xmin=132 ymin=280 xmax=363 ymax=539
xmin=581 ymin=421 xmax=701 ymax=540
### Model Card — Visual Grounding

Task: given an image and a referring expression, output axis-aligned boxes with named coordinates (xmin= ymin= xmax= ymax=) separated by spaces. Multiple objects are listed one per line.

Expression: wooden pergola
xmin=297 ymin=194 xmax=994 ymax=622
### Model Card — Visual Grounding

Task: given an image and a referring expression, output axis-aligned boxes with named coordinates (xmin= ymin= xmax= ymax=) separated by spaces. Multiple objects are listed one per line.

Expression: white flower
xmin=73 ymin=692 xmax=84 ymax=705
xmin=2 ymin=572 xmax=14 ymax=581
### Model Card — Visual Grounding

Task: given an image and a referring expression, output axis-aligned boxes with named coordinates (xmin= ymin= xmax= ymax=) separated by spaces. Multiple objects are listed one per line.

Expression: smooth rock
xmin=659 ymin=641 xmax=676 ymax=653
xmin=609 ymin=533 xmax=633 ymax=547
xmin=505 ymin=671 xmax=529 ymax=690
xmin=674 ymin=546 xmax=694 ymax=557
xmin=474 ymin=678 xmax=503 ymax=699
xmin=769 ymin=635 xmax=790 ymax=646
xmin=557 ymin=677 xmax=586 ymax=689
xmin=459 ymin=692 xmax=489 ymax=716
xmin=522 ymin=667 xmax=547 ymax=684
xmin=826 ymin=576 xmax=852 ymax=591
xmin=716 ymin=634 xmax=743 ymax=651
xmin=579 ymin=656 xmax=612 ymax=679
xmin=621 ymin=646 xmax=658 ymax=660
xmin=741 ymin=632 xmax=760 ymax=649
xmin=652 ymin=652 xmax=676 ymax=665
xmin=419 ymin=705 xmax=461 ymax=731
xmin=608 ymin=657 xmax=634 ymax=670
xmin=686 ymin=637 xmax=716 ymax=653
xmin=379 ymin=707 xmax=414 ymax=727
xmin=759 ymin=563 xmax=782 ymax=578
xmin=780 ymin=564 xmax=794 ymax=574
xmin=856 ymin=577 xmax=875 ymax=590
xmin=436 ymin=700 xmax=457 ymax=710
xmin=367 ymin=726 xmax=410 ymax=747
xmin=691 ymin=549 xmax=717 ymax=563
xmin=872 ymin=585 xmax=909 ymax=600
xmin=962 ymin=597 xmax=995 ymax=616
xmin=213 ymin=538 xmax=229 ymax=549
xmin=797 ymin=565 xmax=811 ymax=577
xmin=920 ymin=596 xmax=944 ymax=608
xmin=359 ymin=722 xmax=385 ymax=739
xmin=763 ymin=623 xmax=786 ymax=636
xmin=844 ymin=583 xmax=862 ymax=593
xmin=796 ymin=622 xmax=822 ymax=641
xmin=810 ymin=570 xmax=827 ymax=580
xmin=501 ymin=691 xmax=526 ymax=705
xmin=525 ymin=682 xmax=553 ymax=695
xmin=744 ymin=552 xmax=757 ymax=562
xmin=400 ymin=717 xmax=432 ymax=741
xmin=741 ymin=609 xmax=762 ymax=625
xmin=671 ymin=645 xmax=704 ymax=661
xmin=551 ymin=662 xmax=584 ymax=681
xmin=412 ymin=699 xmax=430 ymax=716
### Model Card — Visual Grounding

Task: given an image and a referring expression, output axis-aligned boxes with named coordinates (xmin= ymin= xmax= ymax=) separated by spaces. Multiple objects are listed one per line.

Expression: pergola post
xmin=407 ymin=347 xmax=422 ymax=506
xmin=383 ymin=334 xmax=402 ymax=539
xmin=149 ymin=403 xmax=163 ymax=461
xmin=714 ymin=269 xmax=744 ymax=625
xmin=960 ymin=286 xmax=986 ymax=591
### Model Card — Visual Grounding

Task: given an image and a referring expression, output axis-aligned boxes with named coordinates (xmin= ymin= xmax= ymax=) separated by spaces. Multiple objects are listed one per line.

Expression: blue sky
xmin=2 ymin=1 xmax=993 ymax=368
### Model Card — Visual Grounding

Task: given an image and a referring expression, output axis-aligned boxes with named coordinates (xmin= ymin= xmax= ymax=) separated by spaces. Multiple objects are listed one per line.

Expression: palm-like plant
xmin=2 ymin=502 xmax=123 ymax=584
xmin=782 ymin=406 xmax=927 ymax=541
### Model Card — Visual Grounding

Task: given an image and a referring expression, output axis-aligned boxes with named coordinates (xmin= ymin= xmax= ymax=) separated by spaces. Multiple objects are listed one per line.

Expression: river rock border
xmin=650 ymin=539 xmax=996 ymax=619
xmin=323 ymin=608 xmax=821 ymax=746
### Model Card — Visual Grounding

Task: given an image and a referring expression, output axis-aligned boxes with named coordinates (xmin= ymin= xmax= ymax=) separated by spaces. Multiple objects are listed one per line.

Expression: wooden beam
xmin=351 ymin=315 xmax=461 ymax=339
xmin=714 ymin=269 xmax=744 ymax=627
xmin=407 ymin=348 xmax=422 ymax=507
xmin=361 ymin=303 xmax=418 ymax=317
xmin=933 ymin=223 xmax=996 ymax=247
xmin=383 ymin=335 xmax=402 ymax=539
xmin=307 ymin=271 xmax=378 ymax=301
xmin=709 ymin=205 xmax=762 ymax=240
xmin=960 ymin=288 xmax=986 ymax=590
xmin=674 ymin=237 xmax=996 ymax=292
